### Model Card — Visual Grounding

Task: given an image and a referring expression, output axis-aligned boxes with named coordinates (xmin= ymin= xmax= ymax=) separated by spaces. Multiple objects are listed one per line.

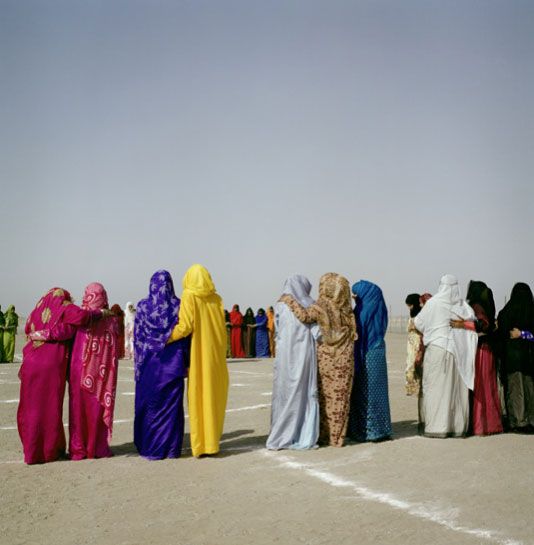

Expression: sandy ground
xmin=1 ymin=332 xmax=532 ymax=545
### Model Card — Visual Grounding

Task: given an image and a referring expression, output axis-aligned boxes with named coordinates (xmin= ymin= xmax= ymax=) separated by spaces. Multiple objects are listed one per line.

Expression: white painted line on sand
xmin=118 ymin=379 xmax=134 ymax=383
xmin=0 ymin=425 xmax=17 ymax=430
xmin=230 ymin=370 xmax=267 ymax=377
xmin=261 ymin=452 xmax=522 ymax=545
xmin=122 ymin=392 xmax=135 ymax=396
xmin=226 ymin=403 xmax=270 ymax=413
xmin=0 ymin=399 xmax=19 ymax=404
xmin=231 ymin=383 xmax=248 ymax=387
xmin=260 ymin=392 xmax=272 ymax=396
xmin=0 ymin=380 xmax=19 ymax=385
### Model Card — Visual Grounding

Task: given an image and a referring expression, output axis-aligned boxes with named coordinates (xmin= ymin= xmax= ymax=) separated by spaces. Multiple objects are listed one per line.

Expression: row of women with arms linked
xmin=18 ymin=265 xmax=228 ymax=464
xmin=405 ymin=279 xmax=534 ymax=437
xmin=267 ymin=274 xmax=391 ymax=449
xmin=226 ymin=306 xmax=274 ymax=359
xmin=0 ymin=304 xmax=18 ymax=363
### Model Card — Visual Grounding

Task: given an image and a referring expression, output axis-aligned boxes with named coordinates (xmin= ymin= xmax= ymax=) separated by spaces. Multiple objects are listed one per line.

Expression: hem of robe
xmin=423 ymin=432 xmax=466 ymax=438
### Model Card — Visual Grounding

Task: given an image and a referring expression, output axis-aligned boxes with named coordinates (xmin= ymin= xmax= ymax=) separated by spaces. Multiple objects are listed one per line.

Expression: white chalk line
xmin=230 ymin=383 xmax=248 ymax=387
xmin=122 ymin=392 xmax=135 ymax=396
xmin=230 ymin=370 xmax=267 ymax=377
xmin=0 ymin=399 xmax=19 ymax=404
xmin=261 ymin=451 xmax=521 ymax=545
xmin=0 ymin=403 xmax=271 ymax=431
xmin=260 ymin=392 xmax=272 ymax=396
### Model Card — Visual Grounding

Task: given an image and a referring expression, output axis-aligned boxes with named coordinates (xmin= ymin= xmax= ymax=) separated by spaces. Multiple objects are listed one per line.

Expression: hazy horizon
xmin=1 ymin=1 xmax=533 ymax=317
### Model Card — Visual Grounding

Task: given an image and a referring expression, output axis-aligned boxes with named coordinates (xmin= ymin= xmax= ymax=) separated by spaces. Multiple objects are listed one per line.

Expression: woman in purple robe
xmin=134 ymin=270 xmax=190 ymax=460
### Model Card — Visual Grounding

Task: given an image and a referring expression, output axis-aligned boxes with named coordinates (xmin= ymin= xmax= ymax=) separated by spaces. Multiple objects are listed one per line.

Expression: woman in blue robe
xmin=134 ymin=270 xmax=190 ymax=460
xmin=348 ymin=280 xmax=392 ymax=442
xmin=254 ymin=308 xmax=270 ymax=357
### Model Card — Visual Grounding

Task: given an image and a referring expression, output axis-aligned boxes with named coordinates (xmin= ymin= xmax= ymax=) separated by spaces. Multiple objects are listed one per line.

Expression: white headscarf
xmin=124 ymin=301 xmax=136 ymax=328
xmin=281 ymin=275 xmax=315 ymax=308
xmin=414 ymin=274 xmax=477 ymax=390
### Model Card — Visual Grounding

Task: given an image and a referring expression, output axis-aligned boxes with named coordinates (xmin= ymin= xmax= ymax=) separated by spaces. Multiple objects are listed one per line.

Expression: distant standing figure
xmin=18 ymin=288 xmax=109 ymax=464
xmin=224 ymin=310 xmax=232 ymax=358
xmin=414 ymin=274 xmax=477 ymax=438
xmin=0 ymin=305 xmax=5 ymax=362
xmin=69 ymin=283 xmax=119 ymax=460
xmin=282 ymin=273 xmax=357 ymax=447
xmin=267 ymin=306 xmax=276 ymax=357
xmin=405 ymin=293 xmax=423 ymax=397
xmin=348 ymin=280 xmax=392 ymax=442
xmin=229 ymin=305 xmax=245 ymax=358
xmin=252 ymin=309 xmax=270 ymax=358
xmin=134 ymin=270 xmax=190 ymax=460
xmin=243 ymin=307 xmax=256 ymax=358
xmin=405 ymin=293 xmax=424 ymax=432
xmin=124 ymin=302 xmax=136 ymax=359
xmin=267 ymin=275 xmax=320 ymax=450
xmin=167 ymin=264 xmax=229 ymax=457
xmin=111 ymin=304 xmax=125 ymax=359
xmin=497 ymin=282 xmax=534 ymax=432
xmin=3 ymin=305 xmax=18 ymax=363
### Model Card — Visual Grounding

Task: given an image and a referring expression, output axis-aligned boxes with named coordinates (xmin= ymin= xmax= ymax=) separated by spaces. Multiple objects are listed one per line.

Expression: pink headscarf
xmin=80 ymin=283 xmax=119 ymax=437
xmin=25 ymin=287 xmax=73 ymax=348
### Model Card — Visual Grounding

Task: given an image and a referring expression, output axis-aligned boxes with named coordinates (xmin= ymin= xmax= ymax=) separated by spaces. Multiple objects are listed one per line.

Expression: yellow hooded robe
xmin=169 ymin=264 xmax=229 ymax=456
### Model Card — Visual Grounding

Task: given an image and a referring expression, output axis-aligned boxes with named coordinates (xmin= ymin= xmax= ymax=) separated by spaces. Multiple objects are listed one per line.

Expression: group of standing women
xmin=405 ymin=275 xmax=534 ymax=439
xmin=17 ymin=265 xmax=229 ymax=465
xmin=227 ymin=305 xmax=274 ymax=358
xmin=134 ymin=265 xmax=229 ymax=460
xmin=18 ymin=285 xmax=119 ymax=464
xmin=0 ymin=304 xmax=18 ymax=363
xmin=267 ymin=273 xmax=392 ymax=451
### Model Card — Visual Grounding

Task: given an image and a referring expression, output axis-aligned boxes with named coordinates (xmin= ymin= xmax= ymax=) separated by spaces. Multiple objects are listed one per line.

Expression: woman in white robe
xmin=124 ymin=302 xmax=136 ymax=360
xmin=414 ymin=274 xmax=477 ymax=438
xmin=266 ymin=275 xmax=321 ymax=450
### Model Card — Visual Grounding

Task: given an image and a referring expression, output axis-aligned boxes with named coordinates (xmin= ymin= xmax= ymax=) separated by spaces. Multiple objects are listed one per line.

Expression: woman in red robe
xmin=229 ymin=305 xmax=245 ymax=358
xmin=451 ymin=281 xmax=503 ymax=435
xmin=111 ymin=304 xmax=125 ymax=359
xmin=69 ymin=283 xmax=119 ymax=460
xmin=18 ymin=288 xmax=109 ymax=464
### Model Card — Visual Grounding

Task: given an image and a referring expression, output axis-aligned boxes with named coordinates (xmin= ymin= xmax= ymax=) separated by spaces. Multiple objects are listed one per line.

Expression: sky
xmin=1 ymin=0 xmax=533 ymax=316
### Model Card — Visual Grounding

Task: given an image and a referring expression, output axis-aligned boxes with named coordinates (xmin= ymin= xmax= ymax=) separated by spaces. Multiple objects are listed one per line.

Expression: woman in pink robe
xmin=69 ymin=283 xmax=119 ymax=460
xmin=18 ymin=288 xmax=107 ymax=465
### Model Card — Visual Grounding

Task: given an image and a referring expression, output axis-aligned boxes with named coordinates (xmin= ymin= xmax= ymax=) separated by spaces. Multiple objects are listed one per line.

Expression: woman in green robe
xmin=3 ymin=305 xmax=18 ymax=363
xmin=0 ymin=306 xmax=4 ymax=362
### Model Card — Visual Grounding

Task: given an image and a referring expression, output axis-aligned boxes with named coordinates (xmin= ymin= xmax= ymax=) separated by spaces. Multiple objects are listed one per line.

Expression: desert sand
xmin=1 ymin=332 xmax=532 ymax=545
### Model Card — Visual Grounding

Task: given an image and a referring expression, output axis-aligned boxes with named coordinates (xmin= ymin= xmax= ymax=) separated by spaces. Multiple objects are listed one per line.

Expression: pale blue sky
xmin=1 ymin=0 xmax=533 ymax=316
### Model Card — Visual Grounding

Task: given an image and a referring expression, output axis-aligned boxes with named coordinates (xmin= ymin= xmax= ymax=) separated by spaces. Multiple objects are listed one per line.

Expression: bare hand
xmin=450 ymin=319 xmax=465 ymax=329
xmin=510 ymin=328 xmax=522 ymax=339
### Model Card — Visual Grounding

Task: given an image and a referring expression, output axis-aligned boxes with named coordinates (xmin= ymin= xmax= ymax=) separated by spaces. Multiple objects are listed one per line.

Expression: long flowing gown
xmin=135 ymin=341 xmax=190 ymax=459
xmin=69 ymin=283 xmax=119 ymax=460
xmin=134 ymin=270 xmax=191 ymax=459
xmin=17 ymin=289 xmax=100 ymax=464
xmin=267 ymin=308 xmax=275 ymax=357
xmin=0 ymin=309 xmax=5 ymax=362
xmin=266 ymin=302 xmax=320 ymax=450
xmin=168 ymin=265 xmax=229 ymax=457
xmin=348 ymin=281 xmax=392 ymax=442
xmin=230 ymin=308 xmax=245 ymax=358
xmin=255 ymin=313 xmax=270 ymax=357
xmin=3 ymin=306 xmax=19 ymax=363
xmin=111 ymin=304 xmax=125 ymax=359
xmin=243 ymin=309 xmax=256 ymax=358
xmin=281 ymin=273 xmax=357 ymax=447
xmin=469 ymin=304 xmax=503 ymax=435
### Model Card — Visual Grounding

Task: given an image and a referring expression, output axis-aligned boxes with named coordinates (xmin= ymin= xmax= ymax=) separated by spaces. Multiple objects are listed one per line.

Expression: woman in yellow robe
xmin=167 ymin=264 xmax=229 ymax=457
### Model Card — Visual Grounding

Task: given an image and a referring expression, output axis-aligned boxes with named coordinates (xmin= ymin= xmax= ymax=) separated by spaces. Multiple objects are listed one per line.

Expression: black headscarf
xmin=405 ymin=293 xmax=421 ymax=318
xmin=499 ymin=283 xmax=534 ymax=333
xmin=466 ymin=281 xmax=496 ymax=328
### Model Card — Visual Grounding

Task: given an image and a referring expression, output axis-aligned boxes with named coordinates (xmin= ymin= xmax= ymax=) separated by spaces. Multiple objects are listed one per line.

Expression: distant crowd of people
xmin=225 ymin=305 xmax=275 ymax=359
xmin=11 ymin=267 xmax=534 ymax=465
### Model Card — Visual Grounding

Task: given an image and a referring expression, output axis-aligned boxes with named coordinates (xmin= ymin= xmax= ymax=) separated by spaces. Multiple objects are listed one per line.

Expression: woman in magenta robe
xmin=451 ymin=281 xmax=503 ymax=435
xmin=230 ymin=305 xmax=245 ymax=358
xmin=69 ymin=283 xmax=119 ymax=460
xmin=18 ymin=288 xmax=108 ymax=465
